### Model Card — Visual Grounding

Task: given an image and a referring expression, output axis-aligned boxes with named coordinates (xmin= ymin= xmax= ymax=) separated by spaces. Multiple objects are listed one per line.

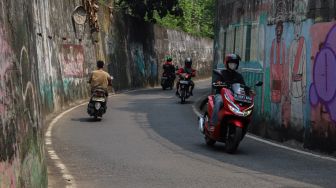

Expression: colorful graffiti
xmin=269 ymin=20 xmax=290 ymax=128
xmin=0 ymin=25 xmax=17 ymax=163
xmin=0 ymin=23 xmax=44 ymax=187
xmin=59 ymin=44 xmax=85 ymax=78
xmin=215 ymin=0 xmax=336 ymax=151
xmin=310 ymin=24 xmax=336 ymax=123
xmin=288 ymin=0 xmax=307 ymax=130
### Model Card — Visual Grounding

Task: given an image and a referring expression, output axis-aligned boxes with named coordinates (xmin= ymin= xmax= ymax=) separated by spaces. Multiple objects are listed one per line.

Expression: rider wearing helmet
xmin=163 ymin=55 xmax=176 ymax=78
xmin=210 ymin=54 xmax=245 ymax=127
xmin=176 ymin=57 xmax=196 ymax=96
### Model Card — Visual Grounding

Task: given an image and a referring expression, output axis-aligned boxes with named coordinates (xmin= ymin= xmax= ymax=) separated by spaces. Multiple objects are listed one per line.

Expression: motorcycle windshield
xmin=231 ymin=83 xmax=245 ymax=95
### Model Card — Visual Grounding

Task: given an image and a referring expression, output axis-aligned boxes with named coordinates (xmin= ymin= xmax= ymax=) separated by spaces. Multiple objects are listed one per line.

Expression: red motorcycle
xmin=199 ymin=71 xmax=263 ymax=153
xmin=177 ymin=73 xmax=193 ymax=104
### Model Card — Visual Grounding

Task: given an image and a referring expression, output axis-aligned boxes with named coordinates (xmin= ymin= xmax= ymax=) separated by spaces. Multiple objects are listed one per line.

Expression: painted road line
xmin=191 ymin=99 xmax=336 ymax=163
xmin=47 ymin=80 xmax=211 ymax=187
xmin=46 ymin=103 xmax=87 ymax=188
xmin=245 ymin=134 xmax=336 ymax=162
xmin=46 ymin=90 xmax=146 ymax=187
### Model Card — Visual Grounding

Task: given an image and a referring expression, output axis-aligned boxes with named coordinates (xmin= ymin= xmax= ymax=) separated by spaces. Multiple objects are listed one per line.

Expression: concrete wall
xmin=0 ymin=0 xmax=97 ymax=187
xmin=0 ymin=0 xmax=213 ymax=187
xmin=214 ymin=0 xmax=336 ymax=154
xmin=99 ymin=9 xmax=213 ymax=90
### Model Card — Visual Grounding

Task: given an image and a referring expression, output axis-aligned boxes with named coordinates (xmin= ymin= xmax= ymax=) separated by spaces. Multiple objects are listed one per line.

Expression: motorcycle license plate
xmin=92 ymin=97 xmax=106 ymax=102
xmin=234 ymin=94 xmax=252 ymax=103
xmin=179 ymin=80 xmax=189 ymax=84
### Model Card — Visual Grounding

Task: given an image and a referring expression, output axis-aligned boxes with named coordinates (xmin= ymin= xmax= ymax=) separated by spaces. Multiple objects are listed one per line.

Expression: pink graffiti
xmin=310 ymin=24 xmax=336 ymax=122
xmin=0 ymin=163 xmax=17 ymax=188
xmin=60 ymin=44 xmax=84 ymax=78
xmin=0 ymin=26 xmax=14 ymax=114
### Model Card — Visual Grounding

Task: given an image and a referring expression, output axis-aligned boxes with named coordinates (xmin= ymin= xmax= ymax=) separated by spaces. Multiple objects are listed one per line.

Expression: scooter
xmin=177 ymin=73 xmax=192 ymax=104
xmin=87 ymin=88 xmax=107 ymax=119
xmin=199 ymin=70 xmax=263 ymax=153
xmin=161 ymin=73 xmax=175 ymax=90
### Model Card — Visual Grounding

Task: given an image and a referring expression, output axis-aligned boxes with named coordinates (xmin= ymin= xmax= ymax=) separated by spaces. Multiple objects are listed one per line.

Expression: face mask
xmin=228 ymin=63 xmax=237 ymax=70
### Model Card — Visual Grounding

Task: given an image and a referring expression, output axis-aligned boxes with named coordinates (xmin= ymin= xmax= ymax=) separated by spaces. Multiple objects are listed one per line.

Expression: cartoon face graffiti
xmin=310 ymin=25 xmax=336 ymax=123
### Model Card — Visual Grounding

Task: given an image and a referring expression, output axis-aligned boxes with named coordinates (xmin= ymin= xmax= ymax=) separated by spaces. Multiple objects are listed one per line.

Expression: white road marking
xmin=46 ymin=93 xmax=128 ymax=187
xmin=46 ymin=103 xmax=87 ymax=188
xmin=191 ymin=98 xmax=336 ymax=163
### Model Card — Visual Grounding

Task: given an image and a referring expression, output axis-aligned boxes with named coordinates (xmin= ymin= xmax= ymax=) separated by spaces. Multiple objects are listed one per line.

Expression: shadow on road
xmin=113 ymin=87 xmax=335 ymax=188
xmin=71 ymin=117 xmax=102 ymax=123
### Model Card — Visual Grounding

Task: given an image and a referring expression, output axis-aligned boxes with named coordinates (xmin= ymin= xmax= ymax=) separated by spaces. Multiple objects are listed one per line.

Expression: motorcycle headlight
xmin=244 ymin=110 xmax=252 ymax=116
xmin=95 ymin=102 xmax=101 ymax=110
xmin=228 ymin=104 xmax=244 ymax=116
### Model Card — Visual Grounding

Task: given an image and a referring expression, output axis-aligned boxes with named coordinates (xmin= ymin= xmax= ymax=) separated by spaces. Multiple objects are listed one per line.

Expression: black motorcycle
xmin=177 ymin=73 xmax=192 ymax=104
xmin=161 ymin=73 xmax=175 ymax=90
xmin=87 ymin=88 xmax=107 ymax=119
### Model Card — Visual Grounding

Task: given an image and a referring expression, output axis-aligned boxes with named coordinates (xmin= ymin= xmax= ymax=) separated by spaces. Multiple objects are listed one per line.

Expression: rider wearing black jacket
xmin=211 ymin=54 xmax=245 ymax=126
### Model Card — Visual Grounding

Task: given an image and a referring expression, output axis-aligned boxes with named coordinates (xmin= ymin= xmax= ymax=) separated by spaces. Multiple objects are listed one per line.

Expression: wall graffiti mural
xmin=288 ymin=0 xmax=307 ymax=130
xmin=270 ymin=20 xmax=290 ymax=128
xmin=59 ymin=44 xmax=85 ymax=78
xmin=0 ymin=23 xmax=43 ymax=187
xmin=215 ymin=0 xmax=336 ymax=152
xmin=310 ymin=24 xmax=336 ymax=123
xmin=0 ymin=25 xmax=17 ymax=164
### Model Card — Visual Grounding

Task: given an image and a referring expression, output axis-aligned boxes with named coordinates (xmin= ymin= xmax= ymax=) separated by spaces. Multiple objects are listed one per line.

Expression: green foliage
xmin=115 ymin=0 xmax=182 ymax=22
xmin=155 ymin=0 xmax=215 ymax=38
xmin=115 ymin=0 xmax=215 ymax=38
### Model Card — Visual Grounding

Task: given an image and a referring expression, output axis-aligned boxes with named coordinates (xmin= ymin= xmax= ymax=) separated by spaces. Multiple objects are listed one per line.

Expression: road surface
xmin=48 ymin=79 xmax=336 ymax=188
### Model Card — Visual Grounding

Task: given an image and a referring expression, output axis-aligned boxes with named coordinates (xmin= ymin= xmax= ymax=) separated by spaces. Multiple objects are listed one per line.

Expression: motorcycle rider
xmin=88 ymin=60 xmax=113 ymax=96
xmin=210 ymin=54 xmax=245 ymax=127
xmin=176 ymin=57 xmax=196 ymax=96
xmin=162 ymin=55 xmax=176 ymax=80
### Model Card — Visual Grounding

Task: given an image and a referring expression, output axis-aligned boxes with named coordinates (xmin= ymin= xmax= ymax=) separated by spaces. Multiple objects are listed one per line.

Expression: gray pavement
xmin=49 ymin=79 xmax=336 ymax=188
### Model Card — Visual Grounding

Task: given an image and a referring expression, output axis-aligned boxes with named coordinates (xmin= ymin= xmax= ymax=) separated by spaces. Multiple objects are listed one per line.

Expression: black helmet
xmin=165 ymin=55 xmax=172 ymax=62
xmin=224 ymin=54 xmax=240 ymax=70
xmin=184 ymin=57 xmax=192 ymax=68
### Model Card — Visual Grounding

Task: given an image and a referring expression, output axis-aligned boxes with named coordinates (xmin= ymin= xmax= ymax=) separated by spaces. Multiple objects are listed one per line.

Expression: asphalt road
xmin=49 ymin=79 xmax=336 ymax=188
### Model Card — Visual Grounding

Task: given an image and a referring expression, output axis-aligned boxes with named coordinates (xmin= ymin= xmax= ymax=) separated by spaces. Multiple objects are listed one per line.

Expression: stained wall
xmin=0 ymin=1 xmax=213 ymax=187
xmin=215 ymin=0 xmax=336 ymax=153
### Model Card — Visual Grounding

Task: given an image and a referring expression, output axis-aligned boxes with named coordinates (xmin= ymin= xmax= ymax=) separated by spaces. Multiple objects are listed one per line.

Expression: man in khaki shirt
xmin=88 ymin=60 xmax=113 ymax=96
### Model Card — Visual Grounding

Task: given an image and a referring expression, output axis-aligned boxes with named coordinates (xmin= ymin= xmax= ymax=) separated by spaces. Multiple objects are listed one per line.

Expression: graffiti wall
xmin=215 ymin=0 xmax=336 ymax=153
xmin=99 ymin=9 xmax=213 ymax=91
xmin=0 ymin=0 xmax=96 ymax=187
xmin=0 ymin=0 xmax=213 ymax=186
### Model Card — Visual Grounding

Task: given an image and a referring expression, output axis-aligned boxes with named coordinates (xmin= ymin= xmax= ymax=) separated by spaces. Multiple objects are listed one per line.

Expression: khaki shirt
xmin=89 ymin=69 xmax=112 ymax=90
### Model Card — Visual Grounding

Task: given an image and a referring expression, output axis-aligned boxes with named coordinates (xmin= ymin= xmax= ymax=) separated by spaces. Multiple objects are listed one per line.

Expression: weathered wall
xmin=214 ymin=0 xmax=336 ymax=154
xmin=0 ymin=0 xmax=213 ymax=187
xmin=0 ymin=0 xmax=96 ymax=187
xmin=98 ymin=9 xmax=213 ymax=90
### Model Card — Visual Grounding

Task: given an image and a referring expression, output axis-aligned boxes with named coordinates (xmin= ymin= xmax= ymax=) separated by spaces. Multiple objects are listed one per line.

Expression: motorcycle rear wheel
xmin=225 ymin=126 xmax=242 ymax=153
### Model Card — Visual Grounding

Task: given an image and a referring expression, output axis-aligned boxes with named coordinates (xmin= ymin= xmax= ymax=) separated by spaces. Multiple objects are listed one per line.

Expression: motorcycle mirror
xmin=249 ymin=90 xmax=256 ymax=96
xmin=255 ymin=81 xmax=263 ymax=87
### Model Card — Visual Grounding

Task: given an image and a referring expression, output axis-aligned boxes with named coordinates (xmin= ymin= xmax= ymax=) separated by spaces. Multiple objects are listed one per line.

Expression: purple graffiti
xmin=310 ymin=25 xmax=336 ymax=122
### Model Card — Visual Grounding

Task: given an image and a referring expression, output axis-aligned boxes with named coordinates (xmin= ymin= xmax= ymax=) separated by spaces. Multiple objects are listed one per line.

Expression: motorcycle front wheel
xmin=225 ymin=126 xmax=243 ymax=154
xmin=180 ymin=89 xmax=186 ymax=104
